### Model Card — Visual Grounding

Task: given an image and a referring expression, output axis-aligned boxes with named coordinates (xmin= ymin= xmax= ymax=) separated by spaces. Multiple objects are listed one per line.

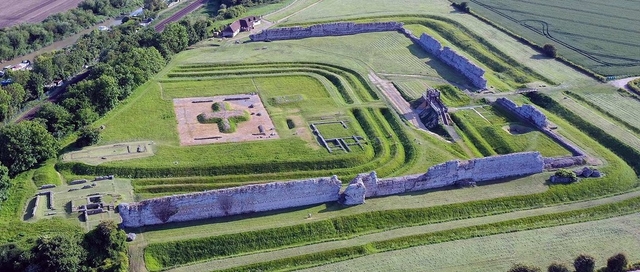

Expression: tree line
xmin=0 ymin=221 xmax=128 ymax=272
xmin=508 ymin=253 xmax=639 ymax=272
xmin=0 ymin=0 xmax=279 ymax=206
xmin=0 ymin=0 xmax=144 ymax=61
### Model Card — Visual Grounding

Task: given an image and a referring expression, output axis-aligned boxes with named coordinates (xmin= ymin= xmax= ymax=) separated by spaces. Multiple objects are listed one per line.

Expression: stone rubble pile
xmin=249 ymin=22 xmax=404 ymax=41
xmin=414 ymin=33 xmax=487 ymax=89
xmin=118 ymin=176 xmax=342 ymax=228
xmin=342 ymin=152 xmax=544 ymax=203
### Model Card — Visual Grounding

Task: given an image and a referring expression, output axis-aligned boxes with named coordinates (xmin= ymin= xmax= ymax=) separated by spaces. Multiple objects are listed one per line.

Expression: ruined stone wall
xmin=118 ymin=176 xmax=342 ymax=228
xmin=249 ymin=22 xmax=404 ymax=41
xmin=344 ymin=152 xmax=544 ymax=199
xmin=495 ymin=98 xmax=585 ymax=156
xmin=495 ymin=98 xmax=548 ymax=128
xmin=414 ymin=33 xmax=487 ymax=89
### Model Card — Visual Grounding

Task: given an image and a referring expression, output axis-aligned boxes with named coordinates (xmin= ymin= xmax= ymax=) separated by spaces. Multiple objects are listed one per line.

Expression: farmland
xmin=466 ymin=0 xmax=640 ymax=76
xmin=0 ymin=0 xmax=85 ymax=28
xmin=5 ymin=0 xmax=640 ymax=271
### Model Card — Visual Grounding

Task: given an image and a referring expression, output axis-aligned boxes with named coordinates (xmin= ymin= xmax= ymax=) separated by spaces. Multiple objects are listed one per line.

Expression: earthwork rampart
xmin=249 ymin=22 xmax=404 ymax=41
xmin=119 ymin=152 xmax=548 ymax=227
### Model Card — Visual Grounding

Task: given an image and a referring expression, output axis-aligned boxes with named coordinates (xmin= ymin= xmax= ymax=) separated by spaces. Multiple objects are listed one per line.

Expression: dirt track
xmin=0 ymin=0 xmax=85 ymax=28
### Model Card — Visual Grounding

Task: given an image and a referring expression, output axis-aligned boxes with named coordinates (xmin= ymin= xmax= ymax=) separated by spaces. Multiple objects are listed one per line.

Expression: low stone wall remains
xmin=412 ymin=33 xmax=487 ymax=89
xmin=249 ymin=22 xmax=404 ymax=41
xmin=343 ymin=152 xmax=544 ymax=204
xmin=495 ymin=98 xmax=586 ymax=157
xmin=118 ymin=176 xmax=342 ymax=228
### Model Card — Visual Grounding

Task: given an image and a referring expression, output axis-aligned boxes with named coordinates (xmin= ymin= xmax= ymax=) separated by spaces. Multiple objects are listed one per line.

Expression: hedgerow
xmin=526 ymin=92 xmax=640 ymax=173
xmin=218 ymin=195 xmax=640 ymax=272
xmin=144 ymin=152 xmax=636 ymax=269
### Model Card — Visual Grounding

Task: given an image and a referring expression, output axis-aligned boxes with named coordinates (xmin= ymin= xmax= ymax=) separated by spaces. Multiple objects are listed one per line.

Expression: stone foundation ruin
xmin=415 ymin=89 xmax=451 ymax=129
xmin=119 ymin=176 xmax=342 ymax=228
xmin=249 ymin=22 xmax=404 ymax=41
xmin=119 ymin=152 xmax=547 ymax=227
xmin=342 ymin=152 xmax=544 ymax=205
xmin=495 ymin=97 xmax=587 ymax=170
xmin=406 ymin=31 xmax=487 ymax=89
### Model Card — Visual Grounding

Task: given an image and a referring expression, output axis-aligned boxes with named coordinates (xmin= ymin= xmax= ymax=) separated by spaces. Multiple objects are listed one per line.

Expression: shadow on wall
xmin=121 ymin=203 xmax=322 ymax=233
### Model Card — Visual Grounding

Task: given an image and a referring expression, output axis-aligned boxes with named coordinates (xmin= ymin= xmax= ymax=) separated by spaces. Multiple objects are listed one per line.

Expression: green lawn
xmin=452 ymin=106 xmax=572 ymax=157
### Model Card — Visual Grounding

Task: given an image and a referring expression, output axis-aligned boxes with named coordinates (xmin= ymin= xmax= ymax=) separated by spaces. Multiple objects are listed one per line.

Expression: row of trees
xmin=0 ymin=221 xmax=128 ymax=272
xmin=0 ymin=0 xmax=144 ymax=60
xmin=509 ymin=253 xmax=638 ymax=272
xmin=0 ymin=16 xmax=211 ymax=175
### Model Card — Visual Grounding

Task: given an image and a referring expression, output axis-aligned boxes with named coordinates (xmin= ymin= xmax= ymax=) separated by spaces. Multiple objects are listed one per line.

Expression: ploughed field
xmin=0 ymin=0 xmax=85 ymax=28
xmin=467 ymin=0 xmax=640 ymax=76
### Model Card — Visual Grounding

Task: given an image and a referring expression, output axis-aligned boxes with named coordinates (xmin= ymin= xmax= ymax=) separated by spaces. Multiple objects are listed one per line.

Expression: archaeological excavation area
xmin=31 ymin=2 xmax=640 ymax=271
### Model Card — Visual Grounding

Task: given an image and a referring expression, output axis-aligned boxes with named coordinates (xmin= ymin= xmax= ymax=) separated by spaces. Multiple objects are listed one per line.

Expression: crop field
xmin=451 ymin=106 xmax=571 ymax=157
xmin=570 ymin=89 xmax=640 ymax=132
xmin=301 ymin=213 xmax=640 ymax=272
xmin=467 ymin=0 xmax=640 ymax=76
xmin=0 ymin=0 xmax=85 ymax=28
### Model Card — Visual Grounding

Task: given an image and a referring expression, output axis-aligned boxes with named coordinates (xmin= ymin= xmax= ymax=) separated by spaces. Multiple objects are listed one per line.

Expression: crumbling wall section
xmin=250 ymin=22 xmax=404 ymax=41
xmin=347 ymin=152 xmax=544 ymax=198
xmin=414 ymin=33 xmax=487 ymax=89
xmin=119 ymin=176 xmax=342 ymax=228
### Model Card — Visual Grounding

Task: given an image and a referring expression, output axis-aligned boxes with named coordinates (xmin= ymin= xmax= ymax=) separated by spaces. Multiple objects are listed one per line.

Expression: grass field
xmin=467 ymin=0 xmax=640 ymax=76
xmin=451 ymin=106 xmax=571 ymax=157
xmin=301 ymin=213 xmax=640 ymax=272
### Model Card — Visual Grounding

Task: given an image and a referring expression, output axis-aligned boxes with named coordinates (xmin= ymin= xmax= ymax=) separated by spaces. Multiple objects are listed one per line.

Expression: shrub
xmin=543 ymin=44 xmax=558 ymax=58
xmin=574 ymin=254 xmax=596 ymax=272
xmin=509 ymin=264 xmax=542 ymax=272
xmin=548 ymin=263 xmax=570 ymax=272
xmin=76 ymin=126 xmax=101 ymax=147
xmin=606 ymin=253 xmax=627 ymax=272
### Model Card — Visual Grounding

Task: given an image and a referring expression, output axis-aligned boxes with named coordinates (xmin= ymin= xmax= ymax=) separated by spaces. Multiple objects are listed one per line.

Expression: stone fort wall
xmin=249 ymin=22 xmax=404 ymax=41
xmin=119 ymin=176 xmax=342 ymax=228
xmin=410 ymin=31 xmax=487 ymax=89
xmin=120 ymin=152 xmax=550 ymax=226
xmin=342 ymin=152 xmax=544 ymax=205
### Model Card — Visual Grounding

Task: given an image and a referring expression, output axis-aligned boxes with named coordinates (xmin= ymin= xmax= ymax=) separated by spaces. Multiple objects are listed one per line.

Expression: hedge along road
xmin=158 ymin=189 xmax=640 ymax=272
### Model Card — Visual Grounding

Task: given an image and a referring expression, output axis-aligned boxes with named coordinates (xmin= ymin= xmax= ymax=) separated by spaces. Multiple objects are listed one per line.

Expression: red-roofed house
xmin=223 ymin=16 xmax=261 ymax=38
xmin=223 ymin=20 xmax=241 ymax=38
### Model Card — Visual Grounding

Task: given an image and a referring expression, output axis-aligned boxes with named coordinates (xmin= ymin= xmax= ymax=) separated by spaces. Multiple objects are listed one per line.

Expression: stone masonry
xmin=119 ymin=153 xmax=550 ymax=226
xmin=118 ymin=176 xmax=342 ymax=228
xmin=249 ymin=22 xmax=404 ymax=41
xmin=412 ymin=33 xmax=487 ymax=89
xmin=342 ymin=152 xmax=545 ymax=202
xmin=495 ymin=98 xmax=548 ymax=128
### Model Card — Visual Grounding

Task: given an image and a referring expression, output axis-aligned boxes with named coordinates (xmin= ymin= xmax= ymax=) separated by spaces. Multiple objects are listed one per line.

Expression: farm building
xmin=223 ymin=16 xmax=261 ymax=38
xmin=239 ymin=16 xmax=261 ymax=31
xmin=223 ymin=20 xmax=241 ymax=38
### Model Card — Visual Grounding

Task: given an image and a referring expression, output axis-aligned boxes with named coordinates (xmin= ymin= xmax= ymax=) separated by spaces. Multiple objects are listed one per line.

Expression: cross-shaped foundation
xmin=197 ymin=102 xmax=249 ymax=133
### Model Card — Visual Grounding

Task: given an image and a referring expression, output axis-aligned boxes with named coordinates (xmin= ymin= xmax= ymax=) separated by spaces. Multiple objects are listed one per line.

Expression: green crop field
xmin=14 ymin=1 xmax=640 ymax=271
xmin=451 ymin=106 xmax=571 ymax=157
xmin=467 ymin=0 xmax=640 ymax=76
xmin=301 ymin=213 xmax=640 ymax=272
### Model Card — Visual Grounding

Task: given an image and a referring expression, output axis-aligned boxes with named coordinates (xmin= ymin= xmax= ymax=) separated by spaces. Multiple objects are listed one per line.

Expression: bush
xmin=548 ymin=263 xmax=570 ymax=272
xmin=76 ymin=126 xmax=101 ymax=147
xmin=509 ymin=264 xmax=542 ymax=272
xmin=606 ymin=253 xmax=627 ymax=272
xmin=543 ymin=44 xmax=558 ymax=58
xmin=574 ymin=254 xmax=596 ymax=272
